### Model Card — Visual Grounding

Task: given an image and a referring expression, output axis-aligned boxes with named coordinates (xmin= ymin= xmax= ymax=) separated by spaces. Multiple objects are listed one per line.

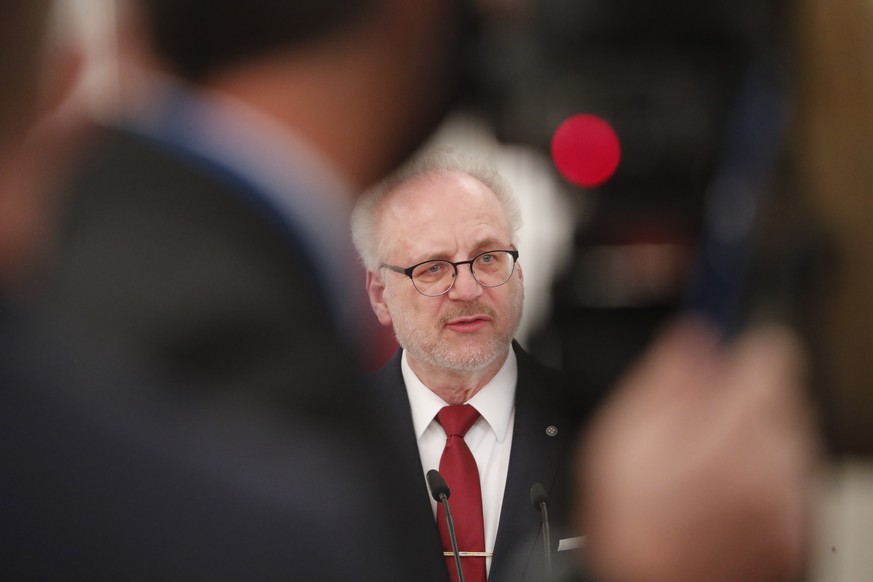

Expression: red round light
xmin=551 ymin=114 xmax=621 ymax=188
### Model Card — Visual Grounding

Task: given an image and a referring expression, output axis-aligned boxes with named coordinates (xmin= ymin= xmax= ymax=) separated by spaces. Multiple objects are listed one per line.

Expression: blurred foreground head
xmin=132 ymin=0 xmax=472 ymax=187
xmin=140 ymin=0 xmax=377 ymax=80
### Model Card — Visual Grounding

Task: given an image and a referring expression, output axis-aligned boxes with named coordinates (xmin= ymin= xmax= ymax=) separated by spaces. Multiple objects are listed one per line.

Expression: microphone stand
xmin=428 ymin=469 xmax=465 ymax=582
xmin=531 ymin=482 xmax=553 ymax=581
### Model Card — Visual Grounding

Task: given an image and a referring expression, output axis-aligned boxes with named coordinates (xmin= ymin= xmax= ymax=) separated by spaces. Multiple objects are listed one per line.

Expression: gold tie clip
xmin=443 ymin=551 xmax=493 ymax=558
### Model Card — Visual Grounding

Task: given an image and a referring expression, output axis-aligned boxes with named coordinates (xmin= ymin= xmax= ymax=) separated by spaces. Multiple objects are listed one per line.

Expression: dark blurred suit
xmin=6 ymin=81 xmax=405 ymax=579
xmin=35 ymin=127 xmax=361 ymax=410
xmin=0 ymin=306 xmax=403 ymax=580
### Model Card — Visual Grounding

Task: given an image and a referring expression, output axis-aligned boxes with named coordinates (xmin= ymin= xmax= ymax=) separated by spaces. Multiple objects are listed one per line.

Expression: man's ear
xmin=366 ymin=270 xmax=393 ymax=327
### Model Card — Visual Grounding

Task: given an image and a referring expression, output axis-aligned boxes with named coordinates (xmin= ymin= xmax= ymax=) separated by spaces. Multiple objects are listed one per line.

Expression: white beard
xmin=389 ymin=284 xmax=524 ymax=373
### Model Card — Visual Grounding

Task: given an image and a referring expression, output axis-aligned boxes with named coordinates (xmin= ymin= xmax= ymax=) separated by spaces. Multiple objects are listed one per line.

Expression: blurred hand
xmin=577 ymin=318 xmax=820 ymax=582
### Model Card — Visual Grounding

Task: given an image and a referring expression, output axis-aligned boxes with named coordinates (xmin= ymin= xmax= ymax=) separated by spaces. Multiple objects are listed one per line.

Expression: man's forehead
xmin=381 ymin=170 xmax=500 ymax=222
xmin=406 ymin=231 xmax=506 ymax=259
xmin=375 ymin=170 xmax=512 ymax=259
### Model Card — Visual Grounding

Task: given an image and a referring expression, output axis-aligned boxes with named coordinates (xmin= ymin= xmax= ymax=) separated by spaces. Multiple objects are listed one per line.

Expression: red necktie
xmin=435 ymin=405 xmax=487 ymax=582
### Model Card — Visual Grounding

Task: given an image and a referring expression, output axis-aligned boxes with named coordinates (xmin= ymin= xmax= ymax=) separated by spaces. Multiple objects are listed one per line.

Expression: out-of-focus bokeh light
xmin=551 ymin=113 xmax=621 ymax=188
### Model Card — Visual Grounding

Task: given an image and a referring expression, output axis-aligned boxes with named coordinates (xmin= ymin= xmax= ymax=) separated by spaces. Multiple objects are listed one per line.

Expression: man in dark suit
xmin=351 ymin=150 xmax=586 ymax=582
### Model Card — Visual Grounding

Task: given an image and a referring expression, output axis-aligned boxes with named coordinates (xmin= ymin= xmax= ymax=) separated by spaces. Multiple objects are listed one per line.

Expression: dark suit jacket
xmin=0 ymin=306 xmax=405 ymax=581
xmin=367 ymin=342 xmax=584 ymax=582
xmin=30 ymin=126 xmax=358 ymax=415
xmin=6 ymin=123 xmax=405 ymax=578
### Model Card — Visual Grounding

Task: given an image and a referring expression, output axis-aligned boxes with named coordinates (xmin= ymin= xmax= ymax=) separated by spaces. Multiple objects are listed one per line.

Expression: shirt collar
xmin=402 ymin=346 xmax=517 ymax=444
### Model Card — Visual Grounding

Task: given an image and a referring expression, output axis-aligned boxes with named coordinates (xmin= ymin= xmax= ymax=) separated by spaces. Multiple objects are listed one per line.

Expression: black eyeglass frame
xmin=380 ymin=249 xmax=520 ymax=297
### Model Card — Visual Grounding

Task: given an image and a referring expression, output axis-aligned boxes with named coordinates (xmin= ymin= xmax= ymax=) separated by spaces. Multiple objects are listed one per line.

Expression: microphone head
xmin=426 ymin=469 xmax=450 ymax=502
xmin=530 ymin=482 xmax=550 ymax=510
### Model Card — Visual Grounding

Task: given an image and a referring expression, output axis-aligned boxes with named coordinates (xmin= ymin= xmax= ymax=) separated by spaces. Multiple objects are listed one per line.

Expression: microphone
xmin=427 ymin=469 xmax=465 ymax=582
xmin=530 ymin=482 xmax=553 ymax=581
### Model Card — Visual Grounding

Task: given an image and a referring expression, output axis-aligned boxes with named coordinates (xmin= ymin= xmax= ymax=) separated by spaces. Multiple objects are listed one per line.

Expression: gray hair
xmin=351 ymin=148 xmax=522 ymax=271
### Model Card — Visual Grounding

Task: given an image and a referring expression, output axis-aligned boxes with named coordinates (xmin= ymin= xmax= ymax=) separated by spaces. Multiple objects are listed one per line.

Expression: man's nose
xmin=447 ymin=263 xmax=483 ymax=301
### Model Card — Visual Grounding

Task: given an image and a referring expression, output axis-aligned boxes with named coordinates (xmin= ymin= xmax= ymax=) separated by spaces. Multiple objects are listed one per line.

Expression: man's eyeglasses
xmin=380 ymin=250 xmax=519 ymax=297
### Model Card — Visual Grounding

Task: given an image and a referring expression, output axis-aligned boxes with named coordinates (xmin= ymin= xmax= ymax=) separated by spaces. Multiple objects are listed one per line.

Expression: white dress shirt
xmin=401 ymin=348 xmax=517 ymax=576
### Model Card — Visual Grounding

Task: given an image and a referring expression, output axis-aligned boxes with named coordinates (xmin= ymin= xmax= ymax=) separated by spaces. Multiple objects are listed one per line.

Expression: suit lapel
xmin=489 ymin=343 xmax=570 ymax=582
xmin=367 ymin=351 xmax=450 ymax=582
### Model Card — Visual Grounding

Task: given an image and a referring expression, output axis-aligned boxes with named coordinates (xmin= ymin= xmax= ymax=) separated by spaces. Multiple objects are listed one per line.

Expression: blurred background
xmin=54 ymin=0 xmax=873 ymax=578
